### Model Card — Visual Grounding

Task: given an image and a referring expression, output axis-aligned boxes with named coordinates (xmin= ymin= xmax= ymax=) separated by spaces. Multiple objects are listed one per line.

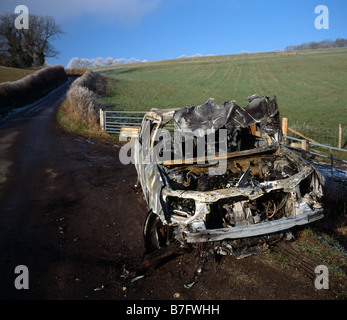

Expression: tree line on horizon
xmin=285 ymin=38 xmax=347 ymax=51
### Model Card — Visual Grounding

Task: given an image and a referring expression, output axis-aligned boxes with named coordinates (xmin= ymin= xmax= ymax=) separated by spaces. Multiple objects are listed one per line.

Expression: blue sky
xmin=1 ymin=0 xmax=346 ymax=67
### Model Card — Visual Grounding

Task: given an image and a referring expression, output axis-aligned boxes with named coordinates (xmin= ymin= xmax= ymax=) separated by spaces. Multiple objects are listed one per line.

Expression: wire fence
xmin=282 ymin=119 xmax=347 ymax=164
xmin=289 ymin=122 xmax=347 ymax=150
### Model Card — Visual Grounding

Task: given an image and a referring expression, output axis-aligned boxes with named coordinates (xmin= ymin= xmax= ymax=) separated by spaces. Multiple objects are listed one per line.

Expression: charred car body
xmin=134 ymin=95 xmax=324 ymax=256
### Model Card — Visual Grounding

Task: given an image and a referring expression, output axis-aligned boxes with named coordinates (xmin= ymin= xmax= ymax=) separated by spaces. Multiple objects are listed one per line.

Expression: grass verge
xmin=295 ymin=228 xmax=347 ymax=297
xmin=56 ymin=106 xmax=118 ymax=145
xmin=56 ymin=72 xmax=119 ymax=145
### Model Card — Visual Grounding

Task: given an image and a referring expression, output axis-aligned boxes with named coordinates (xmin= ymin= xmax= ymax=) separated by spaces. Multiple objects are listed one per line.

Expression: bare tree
xmin=0 ymin=13 xmax=30 ymax=67
xmin=0 ymin=13 xmax=63 ymax=67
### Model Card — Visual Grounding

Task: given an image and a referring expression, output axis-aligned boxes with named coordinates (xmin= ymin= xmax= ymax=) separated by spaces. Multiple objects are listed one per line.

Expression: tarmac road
xmin=0 ymin=80 xmax=342 ymax=301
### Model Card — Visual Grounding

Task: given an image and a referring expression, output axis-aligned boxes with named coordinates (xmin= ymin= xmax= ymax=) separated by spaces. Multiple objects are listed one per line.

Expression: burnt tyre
xmin=143 ymin=211 xmax=173 ymax=253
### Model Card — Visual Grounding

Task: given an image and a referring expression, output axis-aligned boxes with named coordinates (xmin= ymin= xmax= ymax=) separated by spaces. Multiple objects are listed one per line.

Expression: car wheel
xmin=143 ymin=210 xmax=172 ymax=253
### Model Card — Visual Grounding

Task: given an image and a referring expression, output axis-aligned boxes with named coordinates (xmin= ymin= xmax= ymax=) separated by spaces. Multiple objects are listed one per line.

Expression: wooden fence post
xmin=282 ymin=117 xmax=288 ymax=144
xmin=301 ymin=139 xmax=307 ymax=159
xmin=99 ymin=109 xmax=104 ymax=130
xmin=330 ymin=149 xmax=334 ymax=177
xmin=338 ymin=124 xmax=342 ymax=149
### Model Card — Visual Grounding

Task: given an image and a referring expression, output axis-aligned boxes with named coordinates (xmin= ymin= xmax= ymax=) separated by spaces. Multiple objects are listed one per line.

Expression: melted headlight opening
xmin=167 ymin=197 xmax=195 ymax=217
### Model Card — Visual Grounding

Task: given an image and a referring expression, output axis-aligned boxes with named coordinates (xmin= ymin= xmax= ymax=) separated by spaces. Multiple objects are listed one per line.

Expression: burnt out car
xmin=134 ymin=95 xmax=324 ymax=256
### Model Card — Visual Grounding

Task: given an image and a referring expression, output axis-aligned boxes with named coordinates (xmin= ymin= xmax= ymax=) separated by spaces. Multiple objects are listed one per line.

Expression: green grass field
xmin=0 ymin=66 xmax=36 ymax=83
xmin=99 ymin=47 xmax=347 ymax=130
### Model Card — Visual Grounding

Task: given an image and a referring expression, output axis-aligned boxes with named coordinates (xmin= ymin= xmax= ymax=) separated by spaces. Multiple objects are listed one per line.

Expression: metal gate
xmin=100 ymin=110 xmax=146 ymax=138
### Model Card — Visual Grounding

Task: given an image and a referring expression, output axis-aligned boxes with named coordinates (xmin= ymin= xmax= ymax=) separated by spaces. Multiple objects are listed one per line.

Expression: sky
xmin=1 ymin=0 xmax=346 ymax=67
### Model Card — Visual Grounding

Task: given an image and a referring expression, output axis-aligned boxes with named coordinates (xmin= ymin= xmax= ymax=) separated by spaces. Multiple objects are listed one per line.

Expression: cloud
xmin=66 ymin=56 xmax=145 ymax=68
xmin=177 ymin=53 xmax=214 ymax=59
xmin=1 ymin=0 xmax=160 ymax=26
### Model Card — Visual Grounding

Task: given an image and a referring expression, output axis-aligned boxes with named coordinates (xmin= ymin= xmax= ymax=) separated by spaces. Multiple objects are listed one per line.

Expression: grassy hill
xmin=99 ymin=47 xmax=347 ymax=130
xmin=0 ymin=66 xmax=36 ymax=83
